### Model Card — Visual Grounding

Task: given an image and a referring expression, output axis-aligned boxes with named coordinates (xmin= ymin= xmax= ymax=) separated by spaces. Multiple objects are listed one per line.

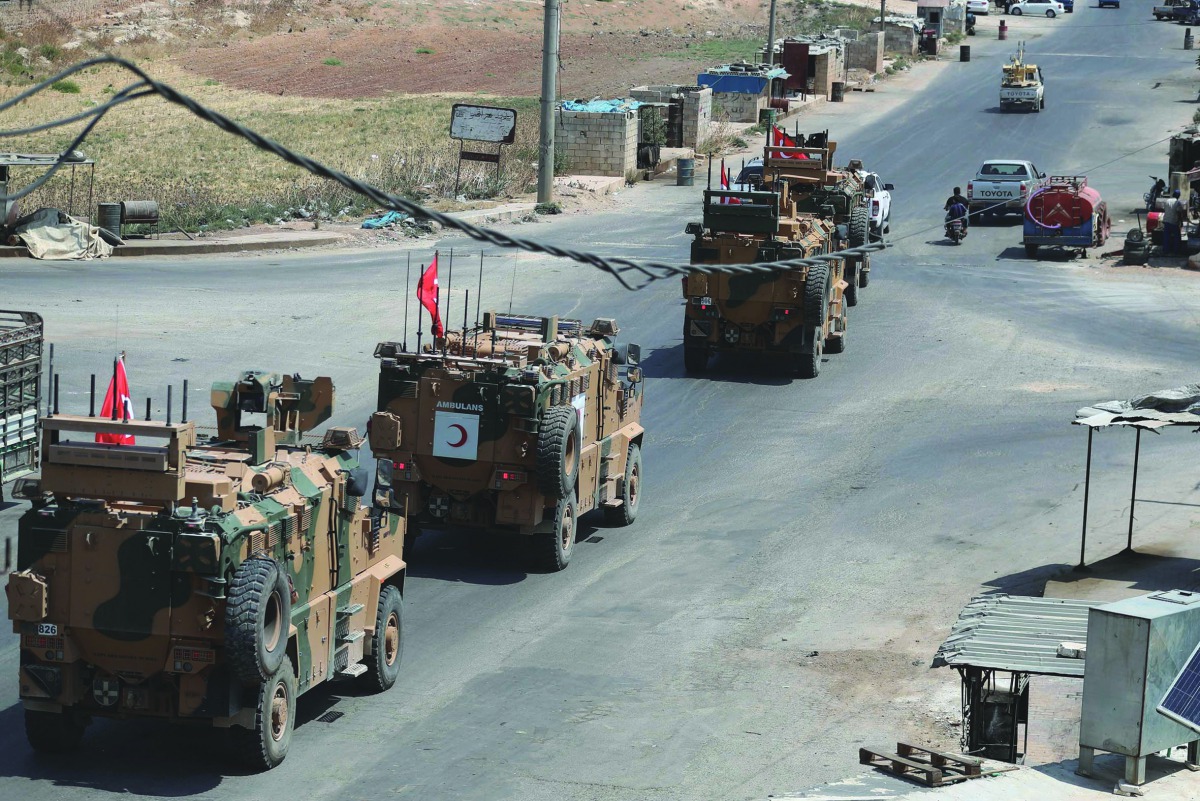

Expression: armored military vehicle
xmin=6 ymin=371 xmax=406 ymax=769
xmin=370 ymin=312 xmax=644 ymax=571
xmin=764 ymin=132 xmax=872 ymax=304
xmin=0 ymin=310 xmax=43 ymax=502
xmin=683 ymin=161 xmax=849 ymax=378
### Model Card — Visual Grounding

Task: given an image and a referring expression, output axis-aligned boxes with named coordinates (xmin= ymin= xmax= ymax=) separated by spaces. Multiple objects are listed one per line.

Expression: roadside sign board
xmin=450 ymin=104 xmax=517 ymax=145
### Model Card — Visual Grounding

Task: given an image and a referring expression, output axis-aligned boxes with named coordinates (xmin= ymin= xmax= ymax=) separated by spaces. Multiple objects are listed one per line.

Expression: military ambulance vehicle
xmin=6 ymin=371 xmax=406 ymax=769
xmin=369 ymin=313 xmax=644 ymax=572
xmin=682 ymin=139 xmax=851 ymax=378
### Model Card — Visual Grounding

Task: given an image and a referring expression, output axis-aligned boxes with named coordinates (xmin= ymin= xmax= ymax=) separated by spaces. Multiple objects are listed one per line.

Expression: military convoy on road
xmin=369 ymin=312 xmax=645 ymax=571
xmin=682 ymin=131 xmax=877 ymax=377
xmin=6 ymin=371 xmax=406 ymax=769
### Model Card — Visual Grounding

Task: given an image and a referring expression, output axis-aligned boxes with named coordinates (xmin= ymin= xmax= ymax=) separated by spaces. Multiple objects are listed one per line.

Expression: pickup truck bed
xmin=968 ymin=159 xmax=1047 ymax=217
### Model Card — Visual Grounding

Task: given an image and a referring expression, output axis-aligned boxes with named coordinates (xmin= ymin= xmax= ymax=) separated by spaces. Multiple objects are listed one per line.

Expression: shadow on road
xmin=405 ymin=527 xmax=531 ymax=585
xmin=0 ymin=701 xmax=235 ymax=795
xmin=640 ymin=342 xmax=795 ymax=386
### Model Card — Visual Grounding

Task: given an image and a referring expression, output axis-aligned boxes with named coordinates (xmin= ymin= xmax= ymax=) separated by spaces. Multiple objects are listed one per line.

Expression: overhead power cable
xmin=0 ymin=56 xmax=886 ymax=290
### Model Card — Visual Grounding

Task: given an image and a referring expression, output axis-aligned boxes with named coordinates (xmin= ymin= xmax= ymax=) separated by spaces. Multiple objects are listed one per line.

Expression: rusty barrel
xmin=120 ymin=200 xmax=159 ymax=225
xmin=97 ymin=202 xmax=121 ymax=234
xmin=831 ymin=81 xmax=845 ymax=102
xmin=960 ymin=45 xmax=971 ymax=62
xmin=676 ymin=157 xmax=695 ymax=187
xmin=999 ymin=20 xmax=1008 ymax=40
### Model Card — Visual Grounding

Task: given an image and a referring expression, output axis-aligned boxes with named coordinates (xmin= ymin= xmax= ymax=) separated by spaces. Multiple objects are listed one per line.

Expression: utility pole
xmin=880 ymin=0 xmax=886 ymax=31
xmin=537 ymin=0 xmax=561 ymax=204
xmin=766 ymin=0 xmax=778 ymax=65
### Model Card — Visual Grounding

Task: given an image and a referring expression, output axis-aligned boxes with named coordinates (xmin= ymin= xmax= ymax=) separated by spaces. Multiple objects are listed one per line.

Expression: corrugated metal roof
xmin=934 ymin=594 xmax=1101 ymax=678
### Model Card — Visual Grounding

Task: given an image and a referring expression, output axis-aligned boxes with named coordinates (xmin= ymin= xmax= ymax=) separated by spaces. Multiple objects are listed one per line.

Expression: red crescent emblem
xmin=447 ymin=424 xmax=468 ymax=448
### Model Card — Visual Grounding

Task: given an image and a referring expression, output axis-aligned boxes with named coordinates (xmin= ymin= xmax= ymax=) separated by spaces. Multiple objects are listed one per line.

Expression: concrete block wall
xmin=712 ymin=92 xmax=766 ymax=123
xmin=628 ymin=85 xmax=712 ymax=149
xmin=557 ymin=110 xmax=638 ymax=177
xmin=882 ymin=24 xmax=919 ymax=56
xmin=812 ymin=50 xmax=846 ymax=99
xmin=846 ymin=32 xmax=884 ymax=74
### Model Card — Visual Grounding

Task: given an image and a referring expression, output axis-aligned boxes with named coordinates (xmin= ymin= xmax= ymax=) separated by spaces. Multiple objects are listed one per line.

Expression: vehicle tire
xmin=848 ymin=206 xmax=869 ymax=249
xmin=361 ymin=585 xmax=403 ymax=693
xmin=844 ymin=262 xmax=860 ymax=307
xmin=803 ymin=263 xmax=830 ymax=327
xmin=25 ymin=708 xmax=87 ymax=754
xmin=859 ymin=266 xmax=870 ymax=288
xmin=797 ymin=327 xmax=824 ymax=379
xmin=1011 ymin=6 xmax=1022 ymax=13
xmin=534 ymin=491 xmax=577 ymax=572
xmin=604 ymin=443 xmax=642 ymax=527
xmin=1046 ymin=8 xmax=1055 ymax=16
xmin=536 ymin=404 xmax=579 ymax=501
xmin=231 ymin=658 xmax=297 ymax=771
xmin=1025 ymin=243 xmax=1039 ymax=258
xmin=683 ymin=346 xmax=709 ymax=374
xmin=1040 ymin=97 xmax=1046 ymax=109
xmin=225 ymin=557 xmax=291 ymax=685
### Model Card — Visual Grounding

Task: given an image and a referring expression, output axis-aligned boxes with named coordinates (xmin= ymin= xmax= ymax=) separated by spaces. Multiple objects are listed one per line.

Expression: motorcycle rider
xmin=945 ymin=187 xmax=969 ymax=234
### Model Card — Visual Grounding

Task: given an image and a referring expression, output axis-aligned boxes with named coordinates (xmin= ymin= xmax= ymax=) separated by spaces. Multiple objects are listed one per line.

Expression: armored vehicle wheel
xmin=848 ymin=206 xmax=869 ymax=249
xmin=25 ymin=708 xmax=87 ymax=754
xmin=684 ymin=346 xmax=709 ymax=373
xmin=361 ymin=585 xmax=404 ymax=693
xmin=536 ymin=405 xmax=580 ymax=501
xmin=844 ymin=262 xmax=859 ymax=307
xmin=859 ymin=267 xmax=870 ymax=288
xmin=604 ymin=442 xmax=642 ymax=526
xmin=534 ymin=490 xmax=578 ymax=572
xmin=803 ymin=263 xmax=831 ymax=326
xmin=1025 ymin=243 xmax=1039 ymax=259
xmin=797 ymin=328 xmax=824 ymax=379
xmin=233 ymin=657 xmax=297 ymax=771
xmin=225 ymin=557 xmax=292 ymax=684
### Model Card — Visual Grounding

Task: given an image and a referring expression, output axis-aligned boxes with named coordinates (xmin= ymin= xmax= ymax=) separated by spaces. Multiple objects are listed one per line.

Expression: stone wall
xmin=557 ymin=110 xmax=639 ymax=177
xmin=811 ymin=49 xmax=846 ymax=99
xmin=711 ymin=92 xmax=766 ymax=123
xmin=627 ymin=85 xmax=712 ymax=149
xmin=881 ymin=23 xmax=919 ymax=56
xmin=845 ymin=32 xmax=884 ymax=74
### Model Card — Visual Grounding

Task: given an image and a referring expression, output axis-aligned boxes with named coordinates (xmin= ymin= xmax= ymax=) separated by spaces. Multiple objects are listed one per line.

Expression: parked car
xmin=967 ymin=0 xmax=990 ymax=14
xmin=1154 ymin=0 xmax=1185 ymax=18
xmin=1098 ymin=0 xmax=1118 ymax=7
xmin=1059 ymin=0 xmax=1074 ymax=11
xmin=1008 ymin=0 xmax=1065 ymax=15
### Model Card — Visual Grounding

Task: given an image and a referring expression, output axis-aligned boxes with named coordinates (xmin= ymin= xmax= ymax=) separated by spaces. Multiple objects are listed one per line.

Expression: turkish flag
xmin=97 ymin=355 xmax=135 ymax=445
xmin=417 ymin=253 xmax=443 ymax=337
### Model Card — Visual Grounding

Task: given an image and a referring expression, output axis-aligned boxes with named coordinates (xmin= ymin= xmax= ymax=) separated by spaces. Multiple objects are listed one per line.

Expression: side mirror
xmin=884 ymin=183 xmax=895 ymax=191
xmin=1039 ymin=171 xmax=1047 ymax=179
xmin=627 ymin=367 xmax=643 ymax=385
xmin=626 ymin=343 xmax=641 ymax=366
xmin=684 ymin=222 xmax=703 ymax=236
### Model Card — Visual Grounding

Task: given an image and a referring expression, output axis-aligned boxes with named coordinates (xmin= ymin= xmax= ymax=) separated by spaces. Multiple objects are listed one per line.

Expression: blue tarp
xmin=362 ymin=210 xmax=409 ymax=229
xmin=559 ymin=99 xmax=642 ymax=113
xmin=697 ymin=73 xmax=770 ymax=95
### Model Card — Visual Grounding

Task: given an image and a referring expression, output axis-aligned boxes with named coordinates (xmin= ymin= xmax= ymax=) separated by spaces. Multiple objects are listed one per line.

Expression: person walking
xmin=1161 ymin=189 xmax=1188 ymax=256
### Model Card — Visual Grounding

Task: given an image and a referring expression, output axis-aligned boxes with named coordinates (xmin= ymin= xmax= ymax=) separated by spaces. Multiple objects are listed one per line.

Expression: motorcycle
xmin=1145 ymin=176 xmax=1167 ymax=212
xmin=945 ymin=218 xmax=966 ymax=244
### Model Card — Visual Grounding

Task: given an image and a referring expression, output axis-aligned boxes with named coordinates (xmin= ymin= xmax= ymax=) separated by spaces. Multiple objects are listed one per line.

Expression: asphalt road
xmin=2 ymin=9 xmax=1200 ymax=800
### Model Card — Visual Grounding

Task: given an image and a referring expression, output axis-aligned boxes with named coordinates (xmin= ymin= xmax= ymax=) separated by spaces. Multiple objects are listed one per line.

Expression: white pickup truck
xmin=967 ymin=160 xmax=1048 ymax=218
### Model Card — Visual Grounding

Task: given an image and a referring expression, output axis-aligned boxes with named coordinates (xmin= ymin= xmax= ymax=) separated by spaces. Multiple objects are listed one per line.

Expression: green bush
xmin=322 ymin=58 xmax=343 ymax=66
xmin=51 ymin=80 xmax=80 ymax=94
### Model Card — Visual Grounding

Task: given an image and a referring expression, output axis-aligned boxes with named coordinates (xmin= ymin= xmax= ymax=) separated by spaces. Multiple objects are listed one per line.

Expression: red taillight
xmin=1020 ymin=182 xmax=1028 ymax=195
xmin=871 ymin=200 xmax=880 ymax=213
xmin=392 ymin=461 xmax=406 ymax=470
xmin=967 ymin=182 xmax=973 ymax=198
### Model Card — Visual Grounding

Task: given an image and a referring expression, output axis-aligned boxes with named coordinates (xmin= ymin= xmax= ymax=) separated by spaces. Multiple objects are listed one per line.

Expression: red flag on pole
xmin=417 ymin=252 xmax=444 ymax=337
xmin=97 ymin=354 xmax=135 ymax=445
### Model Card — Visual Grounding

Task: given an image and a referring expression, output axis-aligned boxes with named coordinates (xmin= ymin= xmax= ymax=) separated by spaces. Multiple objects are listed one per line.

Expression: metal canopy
xmin=1072 ymin=385 xmax=1200 ymax=568
xmin=934 ymin=594 xmax=1100 ymax=678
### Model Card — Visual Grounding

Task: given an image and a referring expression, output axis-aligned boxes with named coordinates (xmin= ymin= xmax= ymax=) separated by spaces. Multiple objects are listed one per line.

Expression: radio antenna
xmin=508 ymin=259 xmax=517 ymax=313
xmin=444 ymin=248 xmax=454 ymax=356
xmin=403 ymin=252 xmax=411 ymax=351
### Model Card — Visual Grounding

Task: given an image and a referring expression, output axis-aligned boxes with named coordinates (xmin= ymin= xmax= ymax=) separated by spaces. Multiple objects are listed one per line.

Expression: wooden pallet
xmin=859 ymin=742 xmax=985 ymax=787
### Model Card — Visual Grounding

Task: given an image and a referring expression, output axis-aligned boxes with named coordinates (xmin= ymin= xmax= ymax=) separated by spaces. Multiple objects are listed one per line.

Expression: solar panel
xmin=1157 ymin=638 xmax=1200 ymax=734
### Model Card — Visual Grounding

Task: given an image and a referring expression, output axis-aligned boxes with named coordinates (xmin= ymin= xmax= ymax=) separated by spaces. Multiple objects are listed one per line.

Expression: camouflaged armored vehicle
xmin=749 ymin=132 xmax=873 ymax=304
xmin=369 ymin=312 xmax=644 ymax=571
xmin=683 ymin=163 xmax=850 ymax=378
xmin=6 ymin=371 xmax=406 ymax=769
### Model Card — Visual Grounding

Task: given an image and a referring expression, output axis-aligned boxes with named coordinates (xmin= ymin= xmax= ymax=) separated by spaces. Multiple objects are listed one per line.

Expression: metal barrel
xmin=999 ymin=20 xmax=1008 ymax=40
xmin=676 ymin=157 xmax=695 ymax=187
xmin=960 ymin=45 xmax=971 ymax=62
xmin=1186 ymin=28 xmax=1194 ymax=50
xmin=97 ymin=202 xmax=121 ymax=233
xmin=831 ymin=81 xmax=845 ymax=102
xmin=120 ymin=199 xmax=160 ymax=224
